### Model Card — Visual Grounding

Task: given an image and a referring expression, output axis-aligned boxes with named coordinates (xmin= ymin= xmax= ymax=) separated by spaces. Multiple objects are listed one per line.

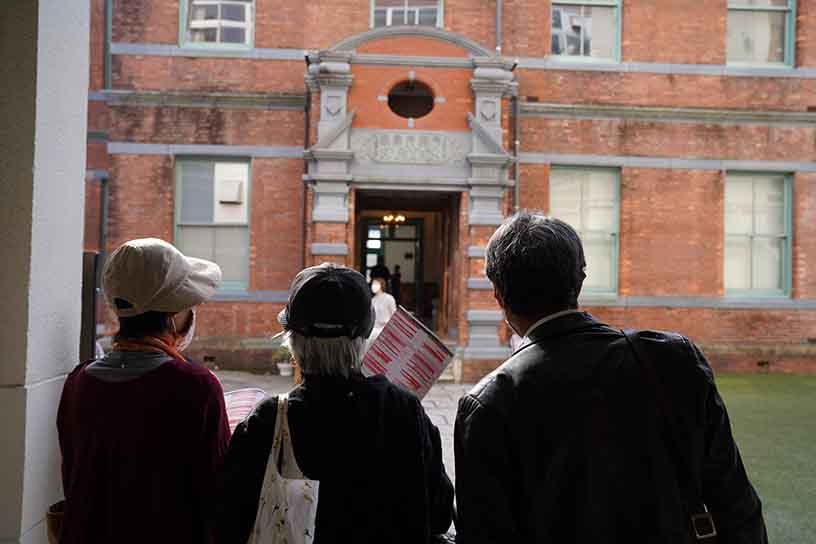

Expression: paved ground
xmin=216 ymin=370 xmax=473 ymax=480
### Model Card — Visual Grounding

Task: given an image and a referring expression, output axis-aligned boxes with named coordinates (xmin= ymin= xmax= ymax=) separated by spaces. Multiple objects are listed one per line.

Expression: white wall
xmin=0 ymin=0 xmax=89 ymax=542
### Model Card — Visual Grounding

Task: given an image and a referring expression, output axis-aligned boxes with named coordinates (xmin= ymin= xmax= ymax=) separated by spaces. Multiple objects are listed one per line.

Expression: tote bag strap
xmin=259 ymin=393 xmax=287 ymax=488
xmin=277 ymin=393 xmax=307 ymax=480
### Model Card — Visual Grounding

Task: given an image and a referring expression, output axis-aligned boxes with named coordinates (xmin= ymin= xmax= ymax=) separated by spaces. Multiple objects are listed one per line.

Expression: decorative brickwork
xmin=89 ymin=1 xmax=816 ymax=378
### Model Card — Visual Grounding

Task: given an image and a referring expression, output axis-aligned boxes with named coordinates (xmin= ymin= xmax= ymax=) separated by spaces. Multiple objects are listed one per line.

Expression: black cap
xmin=278 ymin=263 xmax=375 ymax=339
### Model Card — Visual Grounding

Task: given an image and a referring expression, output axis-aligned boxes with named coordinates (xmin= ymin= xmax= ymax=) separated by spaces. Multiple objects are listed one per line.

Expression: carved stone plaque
xmin=351 ymin=130 xmax=469 ymax=165
xmin=325 ymin=95 xmax=342 ymax=116
xmin=480 ymin=99 xmax=497 ymax=122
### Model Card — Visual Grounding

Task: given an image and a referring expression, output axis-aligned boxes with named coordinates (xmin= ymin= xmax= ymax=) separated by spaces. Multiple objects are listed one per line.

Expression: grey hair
xmin=485 ymin=212 xmax=586 ymax=318
xmin=284 ymin=331 xmax=367 ymax=378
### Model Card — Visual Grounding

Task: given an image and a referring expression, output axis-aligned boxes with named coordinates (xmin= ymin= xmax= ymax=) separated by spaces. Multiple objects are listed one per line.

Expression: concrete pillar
xmin=0 ymin=1 xmax=89 ymax=542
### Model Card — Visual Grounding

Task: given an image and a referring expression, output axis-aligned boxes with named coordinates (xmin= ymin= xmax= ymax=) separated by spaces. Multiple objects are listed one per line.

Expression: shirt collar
xmin=522 ymin=309 xmax=583 ymax=339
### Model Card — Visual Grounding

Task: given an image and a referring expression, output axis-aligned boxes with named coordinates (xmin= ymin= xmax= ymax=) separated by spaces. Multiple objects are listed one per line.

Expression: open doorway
xmin=355 ymin=190 xmax=462 ymax=341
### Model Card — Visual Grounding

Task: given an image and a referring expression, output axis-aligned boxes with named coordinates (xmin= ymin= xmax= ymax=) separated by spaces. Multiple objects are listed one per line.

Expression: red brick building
xmin=85 ymin=0 xmax=816 ymax=381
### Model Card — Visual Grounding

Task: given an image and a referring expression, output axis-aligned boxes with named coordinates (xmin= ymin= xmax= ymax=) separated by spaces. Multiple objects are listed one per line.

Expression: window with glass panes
xmin=551 ymin=1 xmax=620 ymax=60
xmin=724 ymin=173 xmax=791 ymax=295
xmin=549 ymin=168 xmax=619 ymax=294
xmin=175 ymin=160 xmax=250 ymax=289
xmin=372 ymin=1 xmax=441 ymax=28
xmin=727 ymin=0 xmax=795 ymax=65
xmin=182 ymin=0 xmax=253 ymax=46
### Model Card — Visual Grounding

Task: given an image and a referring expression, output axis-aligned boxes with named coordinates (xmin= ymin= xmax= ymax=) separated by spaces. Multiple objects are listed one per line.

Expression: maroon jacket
xmin=57 ymin=359 xmax=230 ymax=544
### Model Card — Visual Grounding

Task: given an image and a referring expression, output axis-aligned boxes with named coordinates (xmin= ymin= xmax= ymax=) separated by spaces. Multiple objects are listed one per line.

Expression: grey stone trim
xmin=304 ymin=149 xmax=355 ymax=162
xmin=466 ymin=310 xmax=504 ymax=323
xmin=108 ymin=142 xmax=303 ymax=158
xmin=464 ymin=346 xmax=511 ymax=360
xmin=351 ymin=53 xmax=473 ymax=69
xmin=352 ymin=182 xmax=465 ymax=192
xmin=87 ymin=131 xmax=108 ymax=142
xmin=311 ymin=180 xmax=350 ymax=223
xmin=351 ymin=175 xmax=469 ymax=187
xmin=467 ymin=113 xmax=507 ymax=156
xmin=468 ymin=214 xmax=506 ymax=226
xmin=110 ymin=42 xmax=305 ymax=60
xmin=311 ymin=110 xmax=356 ymax=149
xmin=307 ymin=173 xmax=354 ymax=183
xmin=312 ymin=209 xmax=349 ymax=222
xmin=579 ymin=295 xmax=816 ymax=310
xmin=467 ymin=277 xmax=493 ymax=290
xmin=518 ymin=57 xmax=816 ymax=79
xmin=520 ymin=102 xmax=816 ymax=127
xmin=310 ymin=243 xmax=349 ymax=256
xmin=331 ymin=26 xmax=494 ymax=57
xmin=211 ymin=290 xmax=289 ymax=303
xmin=104 ymin=89 xmax=306 ymax=110
xmin=519 ymin=153 xmax=816 ymax=172
xmin=467 ymin=246 xmax=486 ymax=258
xmin=85 ymin=169 xmax=109 ymax=181
xmin=88 ymin=90 xmax=107 ymax=101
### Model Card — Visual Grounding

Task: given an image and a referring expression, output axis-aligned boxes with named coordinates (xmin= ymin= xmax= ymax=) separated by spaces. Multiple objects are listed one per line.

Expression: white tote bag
xmin=248 ymin=394 xmax=320 ymax=544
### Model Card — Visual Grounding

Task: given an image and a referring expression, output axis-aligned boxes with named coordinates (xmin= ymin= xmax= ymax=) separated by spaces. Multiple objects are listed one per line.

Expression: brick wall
xmin=109 ymin=0 xmax=816 ymax=67
xmin=112 ymin=57 xmax=305 ymax=93
xmin=521 ymin=118 xmax=816 ymax=161
xmin=794 ymin=172 xmax=816 ymax=298
xmin=500 ymin=0 xmax=550 ymax=57
xmin=518 ymin=163 xmax=549 ymax=212
xmin=800 ymin=0 xmax=816 ymax=67
xmin=250 ymin=158 xmax=305 ymax=290
xmin=107 ymin=154 xmax=175 ymax=251
xmin=350 ymin=65 xmax=474 ymax=132
xmin=98 ymin=0 xmax=816 ymax=380
xmin=445 ymin=0 xmax=494 ymax=50
xmin=622 ymin=0 xmax=726 ymax=64
xmin=518 ymin=70 xmax=816 ymax=111
xmin=108 ymin=105 xmax=304 ymax=146
xmin=89 ymin=0 xmax=106 ymax=90
xmin=620 ymin=169 xmax=724 ymax=296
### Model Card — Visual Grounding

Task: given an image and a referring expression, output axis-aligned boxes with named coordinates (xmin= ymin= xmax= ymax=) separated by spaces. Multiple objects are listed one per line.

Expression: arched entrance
xmin=304 ymin=27 xmax=517 ymax=375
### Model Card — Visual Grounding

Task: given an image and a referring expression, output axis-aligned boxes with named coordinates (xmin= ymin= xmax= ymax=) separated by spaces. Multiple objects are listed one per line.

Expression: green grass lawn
xmin=716 ymin=374 xmax=816 ymax=543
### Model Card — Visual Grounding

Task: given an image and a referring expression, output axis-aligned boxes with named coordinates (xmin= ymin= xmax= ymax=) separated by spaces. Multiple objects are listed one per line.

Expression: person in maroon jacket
xmin=57 ymin=238 xmax=230 ymax=544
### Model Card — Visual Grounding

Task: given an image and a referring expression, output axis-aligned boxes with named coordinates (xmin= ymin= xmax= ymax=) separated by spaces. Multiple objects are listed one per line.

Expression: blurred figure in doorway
xmin=371 ymin=277 xmax=397 ymax=340
xmin=370 ymin=255 xmax=391 ymax=292
xmin=392 ymin=264 xmax=402 ymax=307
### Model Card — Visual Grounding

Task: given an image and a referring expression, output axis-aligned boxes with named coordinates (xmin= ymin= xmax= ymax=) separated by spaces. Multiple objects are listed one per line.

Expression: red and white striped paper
xmin=362 ymin=307 xmax=453 ymax=399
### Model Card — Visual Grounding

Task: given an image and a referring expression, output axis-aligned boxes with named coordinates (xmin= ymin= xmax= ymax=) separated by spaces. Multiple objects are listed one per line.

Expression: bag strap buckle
xmin=691 ymin=510 xmax=718 ymax=540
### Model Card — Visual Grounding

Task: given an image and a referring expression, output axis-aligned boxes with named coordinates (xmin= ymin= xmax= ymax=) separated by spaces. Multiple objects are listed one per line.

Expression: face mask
xmin=175 ymin=309 xmax=196 ymax=352
xmin=371 ymin=281 xmax=382 ymax=294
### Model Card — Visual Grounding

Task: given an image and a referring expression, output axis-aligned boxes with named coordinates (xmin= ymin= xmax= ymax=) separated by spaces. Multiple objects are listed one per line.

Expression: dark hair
xmin=485 ymin=212 xmax=586 ymax=318
xmin=115 ymin=311 xmax=173 ymax=339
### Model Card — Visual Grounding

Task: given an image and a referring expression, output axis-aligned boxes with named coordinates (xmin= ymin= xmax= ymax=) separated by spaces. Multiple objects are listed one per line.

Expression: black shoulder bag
xmin=622 ymin=330 xmax=719 ymax=543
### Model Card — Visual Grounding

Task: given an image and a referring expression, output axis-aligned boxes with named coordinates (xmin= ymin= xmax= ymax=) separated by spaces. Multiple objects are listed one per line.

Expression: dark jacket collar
xmin=525 ymin=311 xmax=605 ymax=344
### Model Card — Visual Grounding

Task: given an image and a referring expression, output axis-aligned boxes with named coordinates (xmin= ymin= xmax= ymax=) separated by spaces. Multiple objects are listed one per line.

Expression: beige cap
xmin=103 ymin=238 xmax=222 ymax=317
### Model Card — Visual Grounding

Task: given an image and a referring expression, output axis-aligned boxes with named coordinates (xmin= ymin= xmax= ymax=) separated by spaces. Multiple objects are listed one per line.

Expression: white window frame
xmin=549 ymin=166 xmax=620 ymax=296
xmin=724 ymin=172 xmax=792 ymax=297
xmin=727 ymin=0 xmax=796 ymax=66
xmin=175 ymin=158 xmax=252 ymax=291
xmin=370 ymin=1 xmax=444 ymax=28
xmin=180 ymin=0 xmax=255 ymax=49
xmin=551 ymin=0 xmax=622 ymax=62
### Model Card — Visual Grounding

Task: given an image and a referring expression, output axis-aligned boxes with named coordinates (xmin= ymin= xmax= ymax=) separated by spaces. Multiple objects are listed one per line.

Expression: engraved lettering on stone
xmin=351 ymin=131 xmax=469 ymax=165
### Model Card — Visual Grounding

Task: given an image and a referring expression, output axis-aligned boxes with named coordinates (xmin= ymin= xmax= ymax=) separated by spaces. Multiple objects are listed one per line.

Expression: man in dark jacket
xmin=217 ymin=263 xmax=454 ymax=543
xmin=454 ymin=212 xmax=767 ymax=544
